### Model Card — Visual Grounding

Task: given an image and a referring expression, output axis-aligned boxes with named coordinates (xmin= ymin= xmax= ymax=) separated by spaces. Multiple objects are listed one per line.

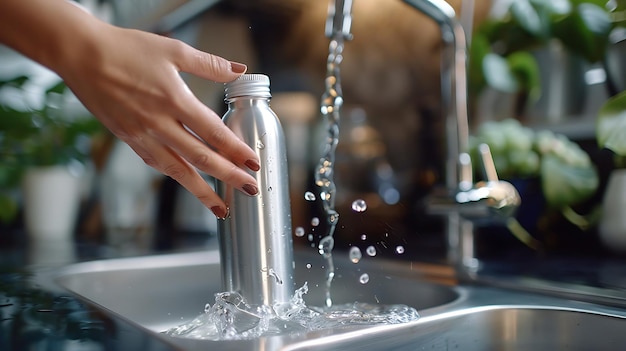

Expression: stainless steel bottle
xmin=217 ymin=74 xmax=295 ymax=307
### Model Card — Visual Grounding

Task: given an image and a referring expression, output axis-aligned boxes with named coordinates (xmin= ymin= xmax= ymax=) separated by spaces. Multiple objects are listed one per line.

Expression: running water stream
xmin=314 ymin=36 xmax=345 ymax=308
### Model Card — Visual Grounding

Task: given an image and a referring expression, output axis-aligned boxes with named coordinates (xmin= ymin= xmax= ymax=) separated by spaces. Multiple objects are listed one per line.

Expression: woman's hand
xmin=62 ymin=25 xmax=260 ymax=219
xmin=0 ymin=0 xmax=260 ymax=218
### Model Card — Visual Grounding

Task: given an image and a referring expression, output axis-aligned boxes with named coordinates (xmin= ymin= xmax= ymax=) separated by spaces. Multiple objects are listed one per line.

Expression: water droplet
xmin=395 ymin=245 xmax=405 ymax=254
xmin=256 ymin=140 xmax=265 ymax=149
xmin=306 ymin=263 xmax=312 ymax=269
xmin=325 ymin=297 xmax=333 ymax=308
xmin=328 ymin=210 xmax=339 ymax=224
xmin=366 ymin=246 xmax=377 ymax=257
xmin=359 ymin=273 xmax=370 ymax=284
xmin=311 ymin=217 xmax=320 ymax=227
xmin=295 ymin=227 xmax=305 ymax=237
xmin=307 ymin=234 xmax=314 ymax=242
xmin=351 ymin=199 xmax=367 ymax=212
xmin=267 ymin=186 xmax=273 ymax=192
xmin=318 ymin=236 xmax=334 ymax=257
xmin=349 ymin=246 xmax=362 ymax=263
xmin=361 ymin=234 xmax=367 ymax=241
xmin=268 ymin=268 xmax=283 ymax=285
xmin=304 ymin=192 xmax=316 ymax=201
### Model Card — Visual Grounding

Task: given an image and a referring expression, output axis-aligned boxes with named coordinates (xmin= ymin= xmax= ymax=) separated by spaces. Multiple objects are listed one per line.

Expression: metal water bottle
xmin=217 ymin=74 xmax=295 ymax=307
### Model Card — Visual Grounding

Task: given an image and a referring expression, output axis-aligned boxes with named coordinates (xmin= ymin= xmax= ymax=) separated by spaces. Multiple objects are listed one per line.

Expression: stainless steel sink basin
xmin=49 ymin=249 xmax=459 ymax=347
xmin=45 ymin=249 xmax=626 ymax=351
xmin=293 ymin=306 xmax=626 ymax=351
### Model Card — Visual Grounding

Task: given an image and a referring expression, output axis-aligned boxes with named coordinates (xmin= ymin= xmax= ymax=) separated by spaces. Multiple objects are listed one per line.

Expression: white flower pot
xmin=599 ymin=169 xmax=626 ymax=252
xmin=22 ymin=166 xmax=81 ymax=240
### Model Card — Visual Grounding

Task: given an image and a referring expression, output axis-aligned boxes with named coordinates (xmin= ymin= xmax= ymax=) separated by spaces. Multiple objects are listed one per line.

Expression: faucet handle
xmin=477 ymin=143 xmax=499 ymax=182
xmin=475 ymin=143 xmax=521 ymax=218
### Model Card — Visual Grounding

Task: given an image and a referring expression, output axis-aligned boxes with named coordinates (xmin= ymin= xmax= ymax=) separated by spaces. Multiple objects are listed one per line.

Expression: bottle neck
xmin=226 ymin=96 xmax=271 ymax=108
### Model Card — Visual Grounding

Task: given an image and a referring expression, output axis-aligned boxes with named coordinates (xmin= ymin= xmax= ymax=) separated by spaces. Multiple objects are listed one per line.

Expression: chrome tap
xmin=400 ymin=0 xmax=520 ymax=277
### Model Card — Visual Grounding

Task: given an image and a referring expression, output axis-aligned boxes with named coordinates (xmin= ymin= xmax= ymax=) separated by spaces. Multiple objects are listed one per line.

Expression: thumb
xmin=176 ymin=45 xmax=247 ymax=82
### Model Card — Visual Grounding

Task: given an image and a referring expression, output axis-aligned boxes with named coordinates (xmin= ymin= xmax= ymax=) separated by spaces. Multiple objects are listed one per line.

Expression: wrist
xmin=0 ymin=0 xmax=110 ymax=79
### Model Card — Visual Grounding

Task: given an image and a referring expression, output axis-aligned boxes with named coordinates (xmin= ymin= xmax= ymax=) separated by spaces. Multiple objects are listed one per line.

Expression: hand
xmin=62 ymin=25 xmax=259 ymax=218
xmin=0 ymin=0 xmax=259 ymax=218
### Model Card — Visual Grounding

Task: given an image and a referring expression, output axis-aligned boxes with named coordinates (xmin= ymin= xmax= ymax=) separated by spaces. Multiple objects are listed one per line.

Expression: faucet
xmin=401 ymin=0 xmax=521 ymax=278
xmin=327 ymin=0 xmax=521 ymax=279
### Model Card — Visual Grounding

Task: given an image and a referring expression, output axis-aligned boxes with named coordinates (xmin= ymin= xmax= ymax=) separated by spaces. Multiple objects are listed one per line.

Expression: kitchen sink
xmin=44 ymin=249 xmax=626 ymax=350
xmin=289 ymin=306 xmax=626 ymax=351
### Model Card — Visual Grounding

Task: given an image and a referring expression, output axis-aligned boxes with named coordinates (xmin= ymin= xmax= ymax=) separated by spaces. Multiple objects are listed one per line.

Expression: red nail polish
xmin=245 ymin=159 xmax=261 ymax=171
xmin=230 ymin=62 xmax=247 ymax=74
xmin=211 ymin=206 xmax=229 ymax=219
xmin=242 ymin=184 xmax=258 ymax=196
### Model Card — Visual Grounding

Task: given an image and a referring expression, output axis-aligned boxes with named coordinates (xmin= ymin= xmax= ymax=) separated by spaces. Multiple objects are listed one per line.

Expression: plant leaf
xmin=541 ymin=154 xmax=599 ymax=208
xmin=468 ymin=33 xmax=491 ymax=94
xmin=482 ymin=53 xmax=519 ymax=93
xmin=0 ymin=193 xmax=18 ymax=224
xmin=511 ymin=0 xmax=545 ymax=37
xmin=506 ymin=51 xmax=542 ymax=101
xmin=597 ymin=90 xmax=626 ymax=155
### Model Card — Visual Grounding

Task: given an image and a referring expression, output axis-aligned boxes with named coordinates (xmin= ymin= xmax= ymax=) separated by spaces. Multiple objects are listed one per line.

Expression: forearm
xmin=0 ymin=0 xmax=108 ymax=78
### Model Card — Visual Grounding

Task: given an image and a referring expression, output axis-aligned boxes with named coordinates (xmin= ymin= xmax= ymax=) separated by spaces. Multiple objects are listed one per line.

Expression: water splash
xmin=164 ymin=283 xmax=419 ymax=341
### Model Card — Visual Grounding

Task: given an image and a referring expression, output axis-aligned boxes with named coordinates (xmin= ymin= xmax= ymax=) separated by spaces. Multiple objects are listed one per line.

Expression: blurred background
xmin=1 ymin=0 xmax=625 ymax=276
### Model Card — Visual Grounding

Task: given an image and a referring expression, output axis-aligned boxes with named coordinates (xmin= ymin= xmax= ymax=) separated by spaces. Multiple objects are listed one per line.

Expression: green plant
xmin=470 ymin=119 xmax=599 ymax=237
xmin=469 ymin=0 xmax=613 ymax=106
xmin=0 ymin=74 xmax=102 ymax=224
xmin=597 ymin=89 xmax=626 ymax=170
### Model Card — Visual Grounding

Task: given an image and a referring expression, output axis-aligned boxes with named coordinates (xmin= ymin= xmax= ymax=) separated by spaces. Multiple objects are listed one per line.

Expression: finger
xmin=172 ymin=43 xmax=247 ymax=83
xmin=144 ymin=120 xmax=259 ymax=196
xmin=173 ymin=92 xmax=261 ymax=172
xmin=126 ymin=137 xmax=231 ymax=218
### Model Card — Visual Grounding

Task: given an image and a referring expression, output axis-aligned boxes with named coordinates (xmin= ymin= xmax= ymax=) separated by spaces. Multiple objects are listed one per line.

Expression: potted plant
xmin=469 ymin=118 xmax=599 ymax=248
xmin=469 ymin=0 xmax=613 ymax=120
xmin=0 ymin=54 xmax=102 ymax=238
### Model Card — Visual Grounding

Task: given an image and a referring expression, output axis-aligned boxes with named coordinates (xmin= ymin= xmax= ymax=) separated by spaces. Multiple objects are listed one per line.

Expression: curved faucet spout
xmin=401 ymin=0 xmax=520 ymax=276
xmin=403 ymin=0 xmax=470 ymax=191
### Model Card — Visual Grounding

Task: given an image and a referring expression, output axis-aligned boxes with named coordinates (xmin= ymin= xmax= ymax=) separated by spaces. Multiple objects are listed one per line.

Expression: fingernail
xmin=242 ymin=183 xmax=259 ymax=196
xmin=211 ymin=206 xmax=229 ymax=219
xmin=230 ymin=61 xmax=247 ymax=74
xmin=245 ymin=159 xmax=260 ymax=172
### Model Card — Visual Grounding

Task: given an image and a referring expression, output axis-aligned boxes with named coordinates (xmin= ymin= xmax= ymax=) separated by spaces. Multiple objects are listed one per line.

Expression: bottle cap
xmin=224 ymin=74 xmax=271 ymax=100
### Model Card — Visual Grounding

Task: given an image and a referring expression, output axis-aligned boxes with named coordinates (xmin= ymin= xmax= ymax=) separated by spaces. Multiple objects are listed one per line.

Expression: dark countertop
xmin=0 ymin=229 xmax=214 ymax=351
